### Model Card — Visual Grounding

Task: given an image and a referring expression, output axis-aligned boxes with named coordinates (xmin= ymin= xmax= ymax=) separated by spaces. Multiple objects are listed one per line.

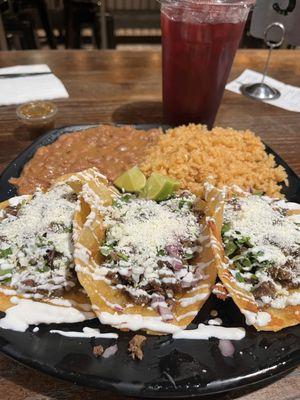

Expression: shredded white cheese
xmin=0 ymin=184 xmax=77 ymax=295
xmin=100 ymin=195 xmax=201 ymax=286
xmin=223 ymin=194 xmax=300 ymax=309
xmin=224 ymin=196 xmax=300 ymax=266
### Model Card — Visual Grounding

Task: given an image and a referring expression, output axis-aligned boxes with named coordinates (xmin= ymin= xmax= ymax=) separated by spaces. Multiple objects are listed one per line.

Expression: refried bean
xmin=10 ymin=125 xmax=161 ymax=195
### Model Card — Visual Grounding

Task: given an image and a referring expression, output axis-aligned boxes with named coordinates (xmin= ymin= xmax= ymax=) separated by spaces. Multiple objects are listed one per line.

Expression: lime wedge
xmin=142 ymin=172 xmax=180 ymax=201
xmin=113 ymin=166 xmax=146 ymax=192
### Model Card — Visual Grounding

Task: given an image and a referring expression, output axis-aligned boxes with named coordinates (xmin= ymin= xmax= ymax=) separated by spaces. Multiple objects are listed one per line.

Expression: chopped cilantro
xmin=36 ymin=235 xmax=45 ymax=247
xmin=117 ymin=252 xmax=129 ymax=261
xmin=0 ymin=268 xmax=12 ymax=276
xmin=235 ymin=272 xmax=245 ymax=283
xmin=221 ymin=222 xmax=231 ymax=235
xmin=38 ymin=265 xmax=50 ymax=273
xmin=256 ymin=251 xmax=264 ymax=257
xmin=100 ymin=245 xmax=113 ymax=257
xmin=241 ymin=257 xmax=251 ymax=268
xmin=111 ymin=199 xmax=122 ymax=208
xmin=112 ymin=194 xmax=131 ymax=208
xmin=225 ymin=241 xmax=237 ymax=257
xmin=121 ymin=194 xmax=131 ymax=203
xmin=0 ymin=247 xmax=12 ymax=258
xmin=235 ymin=261 xmax=243 ymax=271
xmin=50 ymin=222 xmax=72 ymax=233
xmin=252 ymin=190 xmax=264 ymax=196
xmin=183 ymin=252 xmax=194 ymax=260
xmin=231 ymin=254 xmax=244 ymax=262
xmin=178 ymin=199 xmax=192 ymax=209
xmin=0 ymin=277 xmax=11 ymax=283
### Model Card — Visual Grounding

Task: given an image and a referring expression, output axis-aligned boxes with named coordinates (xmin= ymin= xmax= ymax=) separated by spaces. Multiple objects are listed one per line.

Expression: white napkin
xmin=0 ymin=64 xmax=69 ymax=106
xmin=226 ymin=69 xmax=300 ymax=112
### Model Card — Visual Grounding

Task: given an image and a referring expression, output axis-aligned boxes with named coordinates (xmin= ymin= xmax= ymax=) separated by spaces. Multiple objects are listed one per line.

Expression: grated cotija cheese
xmin=222 ymin=194 xmax=300 ymax=309
xmin=97 ymin=192 xmax=205 ymax=317
xmin=0 ymin=184 xmax=78 ymax=296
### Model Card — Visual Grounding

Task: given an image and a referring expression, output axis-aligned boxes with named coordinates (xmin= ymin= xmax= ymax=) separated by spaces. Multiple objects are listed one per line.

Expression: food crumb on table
xmin=128 ymin=335 xmax=147 ymax=360
xmin=92 ymin=345 xmax=104 ymax=358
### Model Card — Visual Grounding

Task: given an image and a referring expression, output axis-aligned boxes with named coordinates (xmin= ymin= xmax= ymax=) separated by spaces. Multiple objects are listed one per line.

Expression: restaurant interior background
xmin=0 ymin=0 xmax=299 ymax=52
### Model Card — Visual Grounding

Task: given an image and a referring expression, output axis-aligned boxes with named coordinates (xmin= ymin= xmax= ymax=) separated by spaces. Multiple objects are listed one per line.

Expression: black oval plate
xmin=0 ymin=124 xmax=299 ymax=398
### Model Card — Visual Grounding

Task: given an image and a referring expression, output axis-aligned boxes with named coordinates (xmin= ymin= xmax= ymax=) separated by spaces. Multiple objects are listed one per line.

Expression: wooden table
xmin=0 ymin=49 xmax=299 ymax=400
xmin=0 ymin=13 xmax=8 ymax=51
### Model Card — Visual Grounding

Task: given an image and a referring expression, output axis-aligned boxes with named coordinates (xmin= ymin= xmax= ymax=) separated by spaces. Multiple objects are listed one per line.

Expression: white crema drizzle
xmin=0 ymin=297 xmax=94 ymax=332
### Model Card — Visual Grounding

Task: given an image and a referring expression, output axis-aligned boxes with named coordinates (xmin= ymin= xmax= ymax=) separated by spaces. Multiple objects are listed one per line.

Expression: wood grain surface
xmin=0 ymin=49 xmax=299 ymax=400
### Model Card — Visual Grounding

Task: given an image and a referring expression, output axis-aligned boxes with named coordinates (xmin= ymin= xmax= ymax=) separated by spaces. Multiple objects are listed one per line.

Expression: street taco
xmin=74 ymin=174 xmax=220 ymax=335
xmin=206 ymin=184 xmax=300 ymax=332
xmin=0 ymin=168 xmax=105 ymax=316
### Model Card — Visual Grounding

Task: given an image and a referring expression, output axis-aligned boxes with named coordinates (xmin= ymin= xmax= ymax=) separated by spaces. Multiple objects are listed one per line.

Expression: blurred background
xmin=0 ymin=0 xmax=299 ymax=51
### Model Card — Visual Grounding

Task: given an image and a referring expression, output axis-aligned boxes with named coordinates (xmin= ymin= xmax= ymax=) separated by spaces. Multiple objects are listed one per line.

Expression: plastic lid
xmin=159 ymin=0 xmax=255 ymax=6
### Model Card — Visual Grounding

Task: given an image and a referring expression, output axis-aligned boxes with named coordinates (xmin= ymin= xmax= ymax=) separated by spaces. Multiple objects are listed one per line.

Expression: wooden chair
xmin=0 ymin=0 xmax=40 ymax=49
xmin=105 ymin=0 xmax=161 ymax=46
xmin=0 ymin=0 xmax=8 ymax=49
xmin=0 ymin=0 xmax=57 ymax=49
xmin=64 ymin=0 xmax=115 ymax=49
xmin=11 ymin=0 xmax=57 ymax=48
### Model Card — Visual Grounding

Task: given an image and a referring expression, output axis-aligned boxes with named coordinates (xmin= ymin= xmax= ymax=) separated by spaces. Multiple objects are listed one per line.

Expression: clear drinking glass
xmin=160 ymin=0 xmax=255 ymax=128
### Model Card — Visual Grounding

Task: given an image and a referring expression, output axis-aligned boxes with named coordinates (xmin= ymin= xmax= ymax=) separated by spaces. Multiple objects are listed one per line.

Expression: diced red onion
xmin=165 ymin=245 xmax=180 ymax=257
xmin=151 ymin=295 xmax=174 ymax=321
xmin=181 ymin=280 xmax=194 ymax=289
xmin=181 ymin=278 xmax=200 ymax=289
xmin=195 ymin=266 xmax=205 ymax=280
xmin=218 ymin=340 xmax=235 ymax=358
xmin=114 ymin=304 xmax=123 ymax=312
xmin=171 ymin=259 xmax=183 ymax=271
xmin=151 ymin=295 xmax=165 ymax=307
xmin=102 ymin=344 xmax=118 ymax=358
xmin=158 ymin=305 xmax=174 ymax=321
